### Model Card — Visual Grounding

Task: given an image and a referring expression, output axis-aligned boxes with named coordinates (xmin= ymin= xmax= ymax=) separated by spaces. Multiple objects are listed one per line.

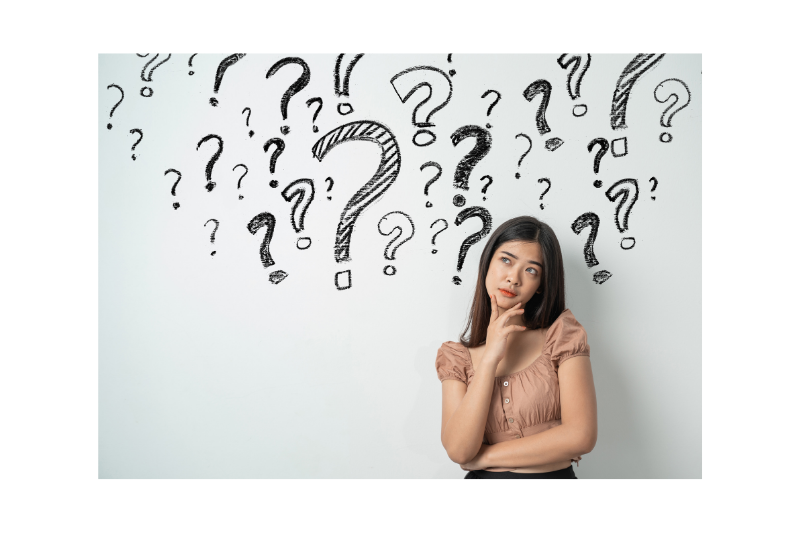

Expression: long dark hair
xmin=459 ymin=216 xmax=566 ymax=348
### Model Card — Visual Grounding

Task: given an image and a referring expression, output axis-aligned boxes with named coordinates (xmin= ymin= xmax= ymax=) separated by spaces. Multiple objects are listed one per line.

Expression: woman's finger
xmin=490 ymin=295 xmax=498 ymax=322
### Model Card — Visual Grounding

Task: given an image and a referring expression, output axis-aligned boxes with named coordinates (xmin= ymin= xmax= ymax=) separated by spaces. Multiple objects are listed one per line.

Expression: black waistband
xmin=465 ymin=465 xmax=577 ymax=479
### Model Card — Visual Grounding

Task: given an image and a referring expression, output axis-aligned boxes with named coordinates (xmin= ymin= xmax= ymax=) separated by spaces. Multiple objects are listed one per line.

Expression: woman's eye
xmin=501 ymin=257 xmax=510 ymax=264
xmin=527 ymin=268 xmax=537 ymax=275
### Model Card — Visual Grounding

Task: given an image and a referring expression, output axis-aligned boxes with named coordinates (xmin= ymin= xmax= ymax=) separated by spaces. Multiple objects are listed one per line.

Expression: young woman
xmin=435 ymin=216 xmax=597 ymax=479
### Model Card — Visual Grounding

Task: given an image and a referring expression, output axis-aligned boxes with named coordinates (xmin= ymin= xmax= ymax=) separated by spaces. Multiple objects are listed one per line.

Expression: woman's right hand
xmin=483 ymin=295 xmax=527 ymax=365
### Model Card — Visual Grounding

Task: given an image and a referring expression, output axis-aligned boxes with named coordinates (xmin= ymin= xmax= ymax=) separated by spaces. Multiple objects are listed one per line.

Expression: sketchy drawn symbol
xmin=430 ymin=218 xmax=448 ymax=254
xmin=571 ymin=212 xmax=611 ymax=284
xmin=451 ymin=125 xmax=492 ymax=204
xmin=129 ymin=129 xmax=143 ymax=160
xmin=165 ymin=169 xmax=182 ymax=209
xmin=453 ymin=195 xmax=466 ymax=207
xmin=263 ymin=138 xmax=286 ymax=174
xmin=325 ymin=177 xmax=334 ymax=200
xmin=196 ymin=134 xmax=223 ymax=192
xmin=654 ymin=78 xmax=691 ymax=143
xmin=247 ymin=211 xmax=287 ymax=284
xmin=481 ymin=90 xmax=501 ymax=128
xmin=649 ymin=177 xmax=658 ymax=200
xmin=390 ymin=66 xmax=453 ymax=147
xmin=523 ymin=79 xmax=563 ymax=150
xmin=188 ymin=53 xmax=197 ymax=75
xmin=447 ymin=54 xmax=455 ymax=76
xmin=242 ymin=107 xmax=254 ymax=137
xmin=205 ymin=219 xmax=219 ymax=256
xmin=515 ymin=133 xmax=532 ymax=179
xmin=106 ymin=84 xmax=124 ymax=129
xmin=306 ymin=97 xmax=323 ymax=133
xmin=557 ymin=54 xmax=591 ymax=117
xmin=138 ymin=53 xmax=171 ymax=97
xmin=233 ymin=164 xmax=248 ymax=200
xmin=378 ymin=211 xmax=415 ymax=275
xmin=269 ymin=180 xmax=278 ymax=188
xmin=605 ymin=178 xmax=639 ymax=249
xmin=421 ymin=161 xmax=442 ymax=207
xmin=281 ymin=179 xmax=315 ymax=250
xmin=453 ymin=206 xmax=492 ymax=285
xmin=587 ymin=137 xmax=609 ymax=180
xmin=334 ymin=54 xmax=364 ymax=115
xmin=538 ymin=178 xmax=551 ymax=210
xmin=266 ymin=56 xmax=311 ymax=135
xmin=312 ymin=120 xmax=401 ymax=290
xmin=480 ymin=175 xmax=493 ymax=201
xmin=611 ymin=137 xmax=628 ymax=157
xmin=610 ymin=53 xmax=665 ymax=155
xmin=210 ymin=53 xmax=246 ymax=106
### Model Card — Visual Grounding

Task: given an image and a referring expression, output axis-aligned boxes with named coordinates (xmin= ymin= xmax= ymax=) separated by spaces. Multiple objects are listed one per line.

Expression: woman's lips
xmin=499 ymin=289 xmax=516 ymax=297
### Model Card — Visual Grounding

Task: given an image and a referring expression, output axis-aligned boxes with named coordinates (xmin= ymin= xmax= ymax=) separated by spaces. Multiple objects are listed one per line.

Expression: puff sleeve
xmin=435 ymin=341 xmax=471 ymax=385
xmin=544 ymin=309 xmax=590 ymax=372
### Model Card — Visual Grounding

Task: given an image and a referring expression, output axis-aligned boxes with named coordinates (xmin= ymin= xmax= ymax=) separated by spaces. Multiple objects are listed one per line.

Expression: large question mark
xmin=266 ymin=57 xmax=311 ymax=135
xmin=451 ymin=125 xmax=492 ymax=207
xmin=587 ymin=137 xmax=609 ymax=180
xmin=106 ymin=84 xmax=124 ymax=129
xmin=233 ymin=164 xmax=248 ymax=200
xmin=571 ymin=212 xmax=612 ymax=284
xmin=334 ymin=54 xmax=364 ymax=115
xmin=210 ymin=53 xmax=246 ymax=107
xmin=605 ymin=178 xmax=639 ymax=250
xmin=421 ymin=161 xmax=442 ymax=207
xmin=305 ymin=97 xmax=323 ymax=132
xmin=523 ymin=79 xmax=564 ymax=151
xmin=138 ymin=53 xmax=171 ymax=97
xmin=480 ymin=175 xmax=493 ymax=201
xmin=481 ymin=90 xmax=501 ymax=129
xmin=390 ymin=66 xmax=453 ymax=147
xmin=129 ymin=129 xmax=143 ymax=160
xmin=325 ymin=177 xmax=334 ymax=200
xmin=263 ymin=138 xmax=286 ymax=178
xmin=654 ymin=78 xmax=691 ymax=143
xmin=430 ymin=218 xmax=448 ymax=254
xmin=188 ymin=53 xmax=197 ymax=75
xmin=514 ymin=133 xmax=532 ymax=179
xmin=242 ymin=107 xmax=254 ymax=137
xmin=452 ymin=206 xmax=492 ymax=285
xmin=312 ymin=120 xmax=401 ymax=290
xmin=610 ymin=53 xmax=665 ymax=156
xmin=246 ymin=212 xmax=287 ymax=284
xmin=650 ymin=177 xmax=658 ymax=200
xmin=378 ymin=211 xmax=415 ymax=275
xmin=164 ymin=169 xmax=181 ymax=210
xmin=557 ymin=54 xmax=591 ymax=117
xmin=537 ymin=178 xmax=551 ymax=210
xmin=205 ymin=219 xmax=219 ymax=256
xmin=196 ymin=134 xmax=223 ymax=192
xmin=281 ymin=178 xmax=315 ymax=250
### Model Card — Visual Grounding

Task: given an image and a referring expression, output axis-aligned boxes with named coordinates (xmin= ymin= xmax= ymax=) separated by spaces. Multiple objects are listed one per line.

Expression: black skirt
xmin=464 ymin=465 xmax=577 ymax=479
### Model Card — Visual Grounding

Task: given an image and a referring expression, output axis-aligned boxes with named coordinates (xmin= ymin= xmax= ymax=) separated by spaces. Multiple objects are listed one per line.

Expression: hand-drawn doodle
xmin=571 ymin=212 xmax=612 ymax=284
xmin=587 ymin=137 xmax=609 ymax=177
xmin=266 ymin=57 xmax=311 ymax=135
xmin=210 ymin=53 xmax=246 ymax=107
xmin=611 ymin=137 xmax=628 ymax=157
xmin=246 ymin=212 xmax=288 ymax=284
xmin=138 ymin=53 xmax=171 ymax=97
xmin=233 ymin=164 xmax=248 ymax=200
xmin=188 ymin=53 xmax=197 ymax=76
xmin=605 ymin=178 xmax=639 ymax=249
xmin=205 ymin=219 xmax=219 ymax=256
xmin=451 ymin=125 xmax=492 ymax=204
xmin=165 ymin=169 xmax=182 ymax=209
xmin=649 ymin=177 xmax=658 ymax=200
xmin=106 ymin=84 xmax=124 ymax=129
xmin=196 ymin=134 xmax=223 ymax=192
xmin=242 ymin=107 xmax=254 ymax=138
xmin=334 ymin=54 xmax=364 ymax=115
xmin=421 ymin=161 xmax=442 ymax=207
xmin=447 ymin=54 xmax=455 ymax=76
xmin=480 ymin=175 xmax=493 ymax=201
xmin=481 ymin=90 xmax=501 ymax=128
xmin=537 ymin=178 xmax=551 ymax=210
xmin=557 ymin=54 xmax=591 ymax=116
xmin=263 ymin=138 xmax=286 ymax=174
xmin=515 ymin=133 xmax=532 ymax=179
xmin=378 ymin=211 xmax=415 ymax=275
xmin=281 ymin=179 xmax=315 ymax=250
xmin=544 ymin=138 xmax=564 ymax=151
xmin=430 ymin=218 xmax=448 ymax=254
xmin=452 ymin=206 xmax=492 ymax=285
xmin=610 ymin=53 xmax=665 ymax=154
xmin=129 ymin=129 xmax=143 ymax=160
xmin=654 ymin=78 xmax=691 ymax=143
xmin=269 ymin=180 xmax=279 ymax=188
xmin=305 ymin=97 xmax=323 ymax=132
xmin=523 ymin=80 xmax=564 ymax=150
xmin=390 ymin=66 xmax=453 ymax=147
xmin=311 ymin=120 xmax=401 ymax=290
xmin=325 ymin=177 xmax=334 ymax=200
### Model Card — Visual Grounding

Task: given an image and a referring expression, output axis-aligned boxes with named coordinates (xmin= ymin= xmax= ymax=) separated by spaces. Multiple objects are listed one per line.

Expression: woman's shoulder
xmin=544 ymin=309 xmax=589 ymax=356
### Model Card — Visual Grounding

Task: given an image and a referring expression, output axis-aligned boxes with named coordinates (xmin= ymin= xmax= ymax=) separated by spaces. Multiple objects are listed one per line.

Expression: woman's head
xmin=459 ymin=216 xmax=566 ymax=347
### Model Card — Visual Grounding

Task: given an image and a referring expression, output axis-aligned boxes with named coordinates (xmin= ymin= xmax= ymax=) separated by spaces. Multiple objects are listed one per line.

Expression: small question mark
xmin=205 ymin=219 xmax=219 ymax=256
xmin=537 ymin=178 xmax=551 ymax=210
xmin=557 ymin=53 xmax=591 ymax=116
xmin=325 ymin=177 xmax=334 ymax=200
xmin=605 ymin=178 xmax=639 ymax=250
xmin=390 ymin=66 xmax=453 ymax=147
xmin=164 ymin=169 xmax=181 ymax=210
xmin=306 ymin=97 xmax=323 ymax=133
xmin=451 ymin=125 xmax=492 ymax=207
xmin=654 ymin=78 xmax=691 ymax=143
xmin=129 ymin=129 xmax=143 ymax=160
xmin=106 ymin=84 xmax=124 ymax=129
xmin=242 ymin=107 xmax=254 ymax=138
xmin=587 ymin=137 xmax=609 ymax=181
xmin=138 ymin=53 xmax=171 ymax=97
xmin=378 ymin=211 xmax=415 ymax=275
xmin=514 ymin=133 xmax=532 ymax=179
xmin=421 ymin=161 xmax=442 ymax=207
xmin=196 ymin=134 xmax=223 ymax=192
xmin=246 ymin=211 xmax=288 ymax=284
xmin=452 ymin=206 xmax=492 ymax=285
xmin=266 ymin=57 xmax=311 ymax=135
xmin=281 ymin=179 xmax=315 ymax=250
xmin=447 ymin=54 xmax=455 ymax=76
xmin=650 ymin=177 xmax=658 ymax=200
xmin=430 ymin=218 xmax=448 ymax=254
xmin=481 ymin=90 xmax=501 ymax=129
xmin=188 ymin=53 xmax=197 ymax=75
xmin=263 ymin=138 xmax=286 ymax=176
xmin=480 ymin=175 xmax=493 ymax=201
xmin=233 ymin=164 xmax=248 ymax=200
xmin=210 ymin=53 xmax=246 ymax=106
xmin=571 ymin=212 xmax=612 ymax=284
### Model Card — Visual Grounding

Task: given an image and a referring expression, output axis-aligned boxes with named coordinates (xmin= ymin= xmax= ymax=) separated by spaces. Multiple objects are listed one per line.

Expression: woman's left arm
xmin=461 ymin=355 xmax=597 ymax=470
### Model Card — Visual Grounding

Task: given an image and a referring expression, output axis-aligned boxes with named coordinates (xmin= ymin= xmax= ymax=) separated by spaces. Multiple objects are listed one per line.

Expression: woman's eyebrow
xmin=500 ymin=251 xmax=543 ymax=268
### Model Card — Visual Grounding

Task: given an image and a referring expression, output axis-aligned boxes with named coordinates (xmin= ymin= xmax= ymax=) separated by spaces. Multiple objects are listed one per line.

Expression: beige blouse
xmin=435 ymin=309 xmax=590 ymax=445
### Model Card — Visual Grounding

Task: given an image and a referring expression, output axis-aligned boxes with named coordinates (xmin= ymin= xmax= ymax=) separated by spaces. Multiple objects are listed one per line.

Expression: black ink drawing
xmin=196 ymin=134 xmax=223 ymax=192
xmin=334 ymin=54 xmax=364 ymax=115
xmin=390 ymin=66 xmax=453 ymax=147
xmin=138 ymin=53 xmax=171 ymax=97
xmin=242 ymin=107 xmax=254 ymax=138
xmin=610 ymin=53 xmax=665 ymax=156
xmin=325 ymin=177 xmax=334 ymax=200
xmin=453 ymin=206 xmax=492 ymax=285
xmin=649 ymin=177 xmax=658 ymax=200
xmin=515 ymin=133 xmax=532 ymax=179
xmin=305 ymin=97 xmax=323 ymax=132
xmin=188 ymin=53 xmax=197 ymax=75
xmin=165 ymin=169 xmax=181 ymax=210
xmin=523 ymin=80 xmax=564 ymax=151
xmin=420 ymin=161 xmax=442 ymax=207
xmin=587 ymin=137 xmax=609 ymax=179
xmin=571 ymin=212 xmax=612 ymax=284
xmin=269 ymin=180 xmax=279 ymax=188
xmin=480 ymin=175 xmax=493 ymax=201
xmin=106 ymin=84 xmax=124 ymax=129
xmin=430 ymin=218 xmax=448 ymax=254
xmin=233 ymin=164 xmax=248 ymax=200
xmin=378 ymin=211 xmax=415 ymax=275
xmin=557 ymin=54 xmax=591 ymax=117
xmin=281 ymin=179 xmax=315 ymax=250
xmin=263 ymin=138 xmax=285 ymax=175
xmin=654 ymin=78 xmax=691 ymax=143
xmin=544 ymin=138 xmax=564 ymax=151
xmin=205 ymin=219 xmax=219 ymax=256
xmin=246 ymin=211 xmax=288 ymax=284
xmin=447 ymin=54 xmax=455 ymax=76
xmin=129 ymin=129 xmax=143 ymax=160
xmin=611 ymin=137 xmax=628 ymax=157
xmin=537 ymin=178 xmax=551 ymax=210
xmin=210 ymin=53 xmax=246 ymax=107
xmin=481 ymin=90 xmax=501 ymax=128
xmin=266 ymin=57 xmax=311 ymax=135
xmin=451 ymin=125 xmax=492 ymax=205
xmin=311 ymin=120 xmax=401 ymax=290
xmin=605 ymin=178 xmax=639 ymax=249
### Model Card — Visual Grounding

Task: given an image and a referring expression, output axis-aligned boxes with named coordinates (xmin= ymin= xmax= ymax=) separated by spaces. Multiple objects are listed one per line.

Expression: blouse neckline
xmin=462 ymin=334 xmax=547 ymax=380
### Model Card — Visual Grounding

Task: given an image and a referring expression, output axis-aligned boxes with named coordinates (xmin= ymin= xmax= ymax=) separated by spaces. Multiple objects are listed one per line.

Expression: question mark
xmin=605 ymin=178 xmax=639 ymax=250
xmin=452 ymin=206 xmax=492 ymax=285
xmin=610 ymin=54 xmax=665 ymax=155
xmin=481 ymin=90 xmax=501 ymax=129
xmin=451 ymin=125 xmax=492 ymax=206
xmin=587 ymin=138 xmax=609 ymax=181
xmin=325 ymin=177 xmax=334 ymax=200
xmin=263 ymin=138 xmax=286 ymax=176
xmin=523 ymin=79 xmax=564 ymax=151
xmin=430 ymin=218 xmax=448 ymax=254
xmin=106 ymin=84 xmax=124 ymax=129
xmin=514 ymin=133 xmax=532 ymax=179
xmin=537 ymin=178 xmax=551 ymax=210
xmin=205 ymin=219 xmax=219 ymax=256
xmin=312 ymin=120 xmax=401 ymax=290
xmin=571 ymin=212 xmax=612 ymax=284
xmin=246 ymin=211 xmax=288 ymax=284
xmin=233 ymin=164 xmax=248 ymax=200
xmin=165 ymin=169 xmax=181 ymax=209
xmin=281 ymin=178 xmax=315 ymax=250
xmin=266 ymin=57 xmax=311 ymax=135
xmin=650 ymin=177 xmax=658 ymax=200
xmin=334 ymin=54 xmax=364 ymax=115
xmin=447 ymin=54 xmax=455 ymax=76
xmin=305 ymin=97 xmax=323 ymax=132
xmin=378 ymin=211 xmax=415 ymax=275
xmin=210 ymin=53 xmax=246 ymax=107
xmin=138 ymin=53 xmax=171 ymax=97
xmin=196 ymin=134 xmax=223 ymax=192
xmin=654 ymin=78 xmax=691 ymax=143
xmin=390 ymin=66 xmax=453 ymax=147
xmin=129 ymin=129 xmax=143 ymax=160
xmin=557 ymin=54 xmax=591 ymax=116
xmin=242 ymin=107 xmax=254 ymax=138
xmin=188 ymin=53 xmax=197 ymax=75
xmin=421 ymin=161 xmax=442 ymax=207
xmin=480 ymin=175 xmax=493 ymax=201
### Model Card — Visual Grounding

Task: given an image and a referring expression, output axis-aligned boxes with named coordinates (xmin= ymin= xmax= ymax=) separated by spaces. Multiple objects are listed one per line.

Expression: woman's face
xmin=484 ymin=240 xmax=544 ymax=309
